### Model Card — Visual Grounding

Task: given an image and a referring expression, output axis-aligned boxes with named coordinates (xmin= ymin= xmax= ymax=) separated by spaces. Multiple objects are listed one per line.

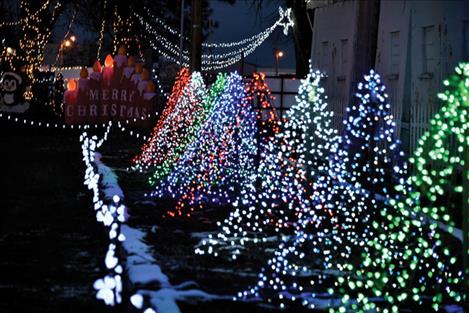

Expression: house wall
xmin=310 ymin=0 xmax=469 ymax=153
xmin=310 ymin=0 xmax=359 ymax=132
xmin=375 ymin=0 xmax=469 ymax=153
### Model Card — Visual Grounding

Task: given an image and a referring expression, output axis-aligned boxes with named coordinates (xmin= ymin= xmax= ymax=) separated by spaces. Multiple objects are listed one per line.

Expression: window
xmin=340 ymin=39 xmax=348 ymax=76
xmin=390 ymin=31 xmax=400 ymax=74
xmin=320 ymin=41 xmax=330 ymax=71
xmin=464 ymin=20 xmax=469 ymax=59
xmin=422 ymin=26 xmax=436 ymax=73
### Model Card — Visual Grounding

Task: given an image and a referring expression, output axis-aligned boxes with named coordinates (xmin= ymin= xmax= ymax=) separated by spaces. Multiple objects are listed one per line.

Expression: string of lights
xmin=0 ymin=0 xmax=52 ymax=28
xmin=96 ymin=0 xmax=108 ymax=59
xmin=53 ymin=8 xmax=77 ymax=68
xmin=0 ymin=111 xmax=157 ymax=137
xmin=134 ymin=7 xmax=294 ymax=71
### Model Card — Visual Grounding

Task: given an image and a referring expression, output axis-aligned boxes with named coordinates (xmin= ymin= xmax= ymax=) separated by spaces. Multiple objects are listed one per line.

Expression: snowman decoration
xmin=0 ymin=72 xmax=30 ymax=113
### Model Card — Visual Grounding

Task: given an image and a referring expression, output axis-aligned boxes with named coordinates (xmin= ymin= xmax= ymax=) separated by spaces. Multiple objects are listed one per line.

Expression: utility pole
xmin=190 ymin=0 xmax=202 ymax=72
xmin=179 ymin=0 xmax=185 ymax=67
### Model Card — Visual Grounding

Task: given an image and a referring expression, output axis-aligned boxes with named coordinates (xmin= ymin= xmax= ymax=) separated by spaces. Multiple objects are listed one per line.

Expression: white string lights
xmin=235 ymin=70 xmax=408 ymax=310
xmin=96 ymin=0 xmax=108 ymax=59
xmin=135 ymin=7 xmax=294 ymax=71
xmin=195 ymin=66 xmax=337 ymax=259
xmin=80 ymin=124 xmax=127 ymax=306
xmin=0 ymin=0 xmax=52 ymax=28
xmin=0 ymin=111 xmax=156 ymax=140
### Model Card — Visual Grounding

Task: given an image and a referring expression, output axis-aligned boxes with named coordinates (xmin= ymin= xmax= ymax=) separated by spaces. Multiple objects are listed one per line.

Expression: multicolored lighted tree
xmin=149 ymin=73 xmax=226 ymax=184
xmin=132 ymin=67 xmax=191 ymax=172
xmin=151 ymin=72 xmax=258 ymax=218
xmin=235 ymin=70 xmax=408 ymax=310
xmin=331 ymin=63 xmax=468 ymax=312
xmin=195 ymin=68 xmax=338 ymax=259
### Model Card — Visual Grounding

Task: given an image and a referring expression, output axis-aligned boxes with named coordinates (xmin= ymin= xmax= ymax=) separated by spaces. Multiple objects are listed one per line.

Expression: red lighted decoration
xmin=64 ymin=48 xmax=157 ymax=126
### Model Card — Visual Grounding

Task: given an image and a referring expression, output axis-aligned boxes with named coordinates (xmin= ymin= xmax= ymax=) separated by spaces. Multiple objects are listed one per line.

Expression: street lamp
xmin=274 ymin=49 xmax=284 ymax=76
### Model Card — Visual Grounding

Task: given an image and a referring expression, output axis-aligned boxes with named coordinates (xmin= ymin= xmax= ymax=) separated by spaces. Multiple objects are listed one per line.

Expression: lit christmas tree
xmin=236 ymin=70 xmax=408 ymax=310
xmin=151 ymin=72 xmax=258 ymax=218
xmin=149 ymin=73 xmax=226 ymax=184
xmin=332 ymin=63 xmax=467 ymax=312
xmin=133 ymin=67 xmax=191 ymax=172
xmin=195 ymin=68 xmax=338 ymax=260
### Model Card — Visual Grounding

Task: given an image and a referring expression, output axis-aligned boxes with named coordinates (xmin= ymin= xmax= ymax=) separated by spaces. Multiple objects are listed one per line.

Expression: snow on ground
xmin=81 ymin=126 xmax=227 ymax=313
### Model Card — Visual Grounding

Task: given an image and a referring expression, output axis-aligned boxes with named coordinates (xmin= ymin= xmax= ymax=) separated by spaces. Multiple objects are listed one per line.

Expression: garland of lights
xmin=196 ymin=67 xmax=337 ymax=260
xmin=133 ymin=68 xmax=191 ymax=171
xmin=151 ymin=72 xmax=258 ymax=218
xmin=53 ymin=8 xmax=77 ymax=68
xmin=134 ymin=7 xmax=294 ymax=70
xmin=15 ymin=0 xmax=61 ymax=87
xmin=235 ymin=69 xmax=408 ymax=310
xmin=0 ymin=0 xmax=52 ymax=28
xmin=96 ymin=0 xmax=108 ymax=59
xmin=0 ymin=112 xmax=156 ymax=140
xmin=150 ymin=73 xmax=227 ymax=184
xmin=330 ymin=63 xmax=468 ymax=312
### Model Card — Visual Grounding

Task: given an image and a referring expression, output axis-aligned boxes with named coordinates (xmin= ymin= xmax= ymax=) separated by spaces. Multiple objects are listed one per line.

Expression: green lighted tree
xmin=332 ymin=63 xmax=468 ymax=312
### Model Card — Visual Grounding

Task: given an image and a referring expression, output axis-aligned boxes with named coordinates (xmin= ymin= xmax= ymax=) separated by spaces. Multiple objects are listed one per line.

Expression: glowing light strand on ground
xmin=80 ymin=123 xmax=127 ymax=306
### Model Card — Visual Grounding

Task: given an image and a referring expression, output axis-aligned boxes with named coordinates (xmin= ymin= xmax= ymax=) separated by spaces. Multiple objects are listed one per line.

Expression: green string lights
xmin=332 ymin=63 xmax=468 ymax=312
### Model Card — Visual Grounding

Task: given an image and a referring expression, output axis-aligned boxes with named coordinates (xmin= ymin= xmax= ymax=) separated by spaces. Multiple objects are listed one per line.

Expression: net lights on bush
xmin=151 ymin=72 xmax=258 ymax=218
xmin=330 ymin=64 xmax=468 ymax=313
xmin=133 ymin=68 xmax=191 ymax=171
xmin=233 ymin=69 xmax=408 ymax=310
xmin=150 ymin=73 xmax=227 ymax=184
xmin=195 ymin=67 xmax=338 ymax=259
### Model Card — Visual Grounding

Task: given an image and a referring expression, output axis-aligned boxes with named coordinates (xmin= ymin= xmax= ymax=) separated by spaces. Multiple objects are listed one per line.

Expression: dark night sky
xmin=4 ymin=0 xmax=297 ymax=69
xmin=208 ymin=0 xmax=296 ymax=69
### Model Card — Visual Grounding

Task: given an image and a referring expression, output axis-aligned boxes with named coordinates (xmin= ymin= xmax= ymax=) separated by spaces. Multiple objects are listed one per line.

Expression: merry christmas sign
xmin=64 ymin=47 xmax=156 ymax=126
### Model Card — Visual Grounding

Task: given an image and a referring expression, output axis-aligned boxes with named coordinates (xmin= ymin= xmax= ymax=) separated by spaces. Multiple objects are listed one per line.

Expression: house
xmin=309 ymin=0 xmax=469 ymax=153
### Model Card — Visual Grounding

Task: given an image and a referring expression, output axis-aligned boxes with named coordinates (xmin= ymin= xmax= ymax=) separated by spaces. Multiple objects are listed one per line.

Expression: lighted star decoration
xmin=279 ymin=7 xmax=294 ymax=36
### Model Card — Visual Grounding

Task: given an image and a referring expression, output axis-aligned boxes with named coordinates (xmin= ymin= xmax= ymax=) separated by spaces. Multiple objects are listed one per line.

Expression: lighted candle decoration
xmin=64 ymin=79 xmax=78 ymax=105
xmin=196 ymin=68 xmax=337 ymax=259
xmin=131 ymin=63 xmax=143 ymax=85
xmin=102 ymin=54 xmax=114 ymax=83
xmin=90 ymin=60 xmax=102 ymax=81
xmin=78 ymin=66 xmax=89 ymax=91
xmin=236 ymin=70 xmax=408 ymax=310
xmin=114 ymin=45 xmax=128 ymax=67
xmin=137 ymin=69 xmax=150 ymax=95
xmin=123 ymin=56 xmax=136 ymax=79
xmin=143 ymin=81 xmax=157 ymax=101
xmin=151 ymin=72 xmax=258 ymax=218
xmin=331 ymin=63 xmax=468 ymax=313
